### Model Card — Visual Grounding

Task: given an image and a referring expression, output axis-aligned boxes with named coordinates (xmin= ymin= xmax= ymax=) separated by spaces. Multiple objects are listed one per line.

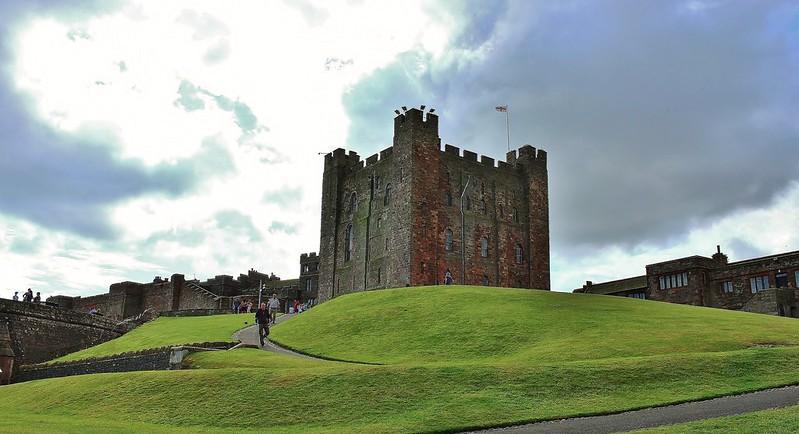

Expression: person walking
xmin=268 ymin=293 xmax=280 ymax=324
xmin=444 ymin=269 xmax=454 ymax=285
xmin=255 ymin=302 xmax=270 ymax=347
xmin=12 ymin=291 xmax=19 ymax=301
xmin=23 ymin=288 xmax=33 ymax=302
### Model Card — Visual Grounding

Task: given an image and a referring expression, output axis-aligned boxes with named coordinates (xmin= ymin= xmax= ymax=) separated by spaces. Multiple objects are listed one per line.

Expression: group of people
xmin=233 ymin=299 xmax=254 ymax=314
xmin=12 ymin=288 xmax=41 ymax=303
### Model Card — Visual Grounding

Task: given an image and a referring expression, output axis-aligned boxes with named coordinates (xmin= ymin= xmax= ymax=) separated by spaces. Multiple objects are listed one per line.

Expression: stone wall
xmin=0 ymin=299 xmax=126 ymax=365
xmin=12 ymin=342 xmax=233 ymax=383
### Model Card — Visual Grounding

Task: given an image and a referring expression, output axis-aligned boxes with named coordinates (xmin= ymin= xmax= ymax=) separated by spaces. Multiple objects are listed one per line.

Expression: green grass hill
xmin=1 ymin=285 xmax=798 ymax=433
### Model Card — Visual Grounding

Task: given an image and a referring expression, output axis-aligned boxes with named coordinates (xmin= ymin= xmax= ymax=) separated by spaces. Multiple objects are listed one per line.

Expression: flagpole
xmin=505 ymin=109 xmax=510 ymax=152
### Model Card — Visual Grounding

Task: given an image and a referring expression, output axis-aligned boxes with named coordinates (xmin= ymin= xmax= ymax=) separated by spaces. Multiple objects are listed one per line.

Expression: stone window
xmin=375 ymin=176 xmax=381 ymax=191
xmin=512 ymin=207 xmax=519 ymax=223
xmin=515 ymin=244 xmax=524 ymax=264
xmin=344 ymin=224 xmax=354 ymax=261
xmin=445 ymin=229 xmax=454 ymax=251
xmin=385 ymin=237 xmax=389 ymax=251
xmin=480 ymin=238 xmax=488 ymax=257
xmin=750 ymin=275 xmax=769 ymax=293
xmin=377 ymin=267 xmax=382 ymax=285
xmin=498 ymin=205 xmax=503 ymax=218
xmin=305 ymin=279 xmax=312 ymax=291
xmin=722 ymin=281 xmax=733 ymax=294
xmin=659 ymin=272 xmax=688 ymax=290
xmin=399 ymin=167 xmax=404 ymax=182
xmin=445 ymin=192 xmax=452 ymax=206
xmin=348 ymin=192 xmax=357 ymax=213
xmin=465 ymin=196 xmax=471 ymax=211
xmin=377 ymin=217 xmax=382 ymax=229
xmin=384 ymin=184 xmax=392 ymax=206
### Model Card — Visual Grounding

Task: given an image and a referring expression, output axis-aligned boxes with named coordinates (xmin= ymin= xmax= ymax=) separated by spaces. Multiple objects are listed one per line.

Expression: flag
xmin=495 ymin=105 xmax=507 ymax=112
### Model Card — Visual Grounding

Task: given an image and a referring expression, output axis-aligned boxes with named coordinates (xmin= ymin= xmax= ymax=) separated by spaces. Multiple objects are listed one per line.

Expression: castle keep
xmin=318 ymin=107 xmax=550 ymax=301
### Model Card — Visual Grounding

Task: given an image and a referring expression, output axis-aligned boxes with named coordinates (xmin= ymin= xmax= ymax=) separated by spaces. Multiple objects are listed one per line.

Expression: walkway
xmin=466 ymin=384 xmax=799 ymax=434
xmin=232 ymin=313 xmax=321 ymax=360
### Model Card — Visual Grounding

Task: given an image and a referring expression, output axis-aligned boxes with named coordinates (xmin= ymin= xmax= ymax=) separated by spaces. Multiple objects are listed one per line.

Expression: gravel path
xmin=465 ymin=384 xmax=799 ymax=434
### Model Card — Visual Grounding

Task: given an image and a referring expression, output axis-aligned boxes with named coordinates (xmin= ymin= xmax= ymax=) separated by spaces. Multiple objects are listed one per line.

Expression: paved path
xmin=466 ymin=384 xmax=799 ymax=434
xmin=232 ymin=314 xmax=321 ymax=360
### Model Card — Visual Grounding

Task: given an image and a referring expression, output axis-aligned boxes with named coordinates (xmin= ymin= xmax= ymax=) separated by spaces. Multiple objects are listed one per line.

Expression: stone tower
xmin=318 ymin=107 xmax=549 ymax=301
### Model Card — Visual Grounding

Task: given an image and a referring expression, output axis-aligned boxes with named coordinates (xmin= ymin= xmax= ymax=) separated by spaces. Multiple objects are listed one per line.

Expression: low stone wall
xmin=160 ymin=309 xmax=232 ymax=317
xmin=12 ymin=341 xmax=234 ymax=384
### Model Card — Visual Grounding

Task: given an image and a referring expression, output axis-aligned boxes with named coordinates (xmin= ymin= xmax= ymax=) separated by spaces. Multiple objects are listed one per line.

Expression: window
xmin=659 ymin=272 xmax=688 ymax=290
xmin=628 ymin=293 xmax=646 ymax=299
xmin=384 ymin=184 xmax=392 ymax=206
xmin=481 ymin=200 xmax=487 ymax=215
xmin=465 ymin=196 xmax=471 ymax=210
xmin=480 ymin=238 xmax=488 ymax=257
xmin=377 ymin=267 xmax=382 ymax=285
xmin=515 ymin=244 xmax=524 ymax=264
xmin=377 ymin=217 xmax=382 ymax=229
xmin=512 ymin=208 xmax=519 ymax=223
xmin=750 ymin=275 xmax=769 ymax=293
xmin=498 ymin=205 xmax=503 ymax=218
xmin=305 ymin=279 xmax=312 ymax=291
xmin=303 ymin=264 xmax=309 ymax=273
xmin=445 ymin=192 xmax=452 ymax=206
xmin=385 ymin=237 xmax=389 ymax=251
xmin=722 ymin=281 xmax=733 ymax=294
xmin=344 ymin=224 xmax=354 ymax=261
xmin=348 ymin=192 xmax=357 ymax=213
xmin=399 ymin=167 xmax=404 ymax=182
xmin=375 ymin=176 xmax=381 ymax=190
xmin=445 ymin=229 xmax=453 ymax=251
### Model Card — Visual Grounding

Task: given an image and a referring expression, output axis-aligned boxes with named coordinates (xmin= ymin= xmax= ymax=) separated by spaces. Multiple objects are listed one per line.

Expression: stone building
xmin=574 ymin=246 xmax=799 ymax=317
xmin=49 ymin=253 xmax=320 ymax=320
xmin=318 ymin=107 xmax=550 ymax=301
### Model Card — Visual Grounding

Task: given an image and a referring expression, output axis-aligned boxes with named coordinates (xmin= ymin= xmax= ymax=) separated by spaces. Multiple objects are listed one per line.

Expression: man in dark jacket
xmin=255 ymin=302 xmax=270 ymax=347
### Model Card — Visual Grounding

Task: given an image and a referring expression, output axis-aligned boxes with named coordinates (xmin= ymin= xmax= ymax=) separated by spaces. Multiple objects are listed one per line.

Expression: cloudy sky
xmin=0 ymin=0 xmax=797 ymax=299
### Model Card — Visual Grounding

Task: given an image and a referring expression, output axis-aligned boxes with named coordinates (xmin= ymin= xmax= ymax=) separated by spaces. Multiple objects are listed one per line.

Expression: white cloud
xmin=2 ymin=0 xmax=459 ymax=298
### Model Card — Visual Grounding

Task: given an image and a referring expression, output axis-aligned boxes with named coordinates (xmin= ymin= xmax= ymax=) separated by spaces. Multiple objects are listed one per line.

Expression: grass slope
xmin=53 ymin=313 xmax=254 ymax=362
xmin=270 ymin=285 xmax=799 ymax=365
xmin=2 ymin=286 xmax=799 ymax=433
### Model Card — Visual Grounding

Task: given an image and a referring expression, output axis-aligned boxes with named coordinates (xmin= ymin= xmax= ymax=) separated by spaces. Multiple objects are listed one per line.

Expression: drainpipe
xmin=460 ymin=175 xmax=471 ymax=285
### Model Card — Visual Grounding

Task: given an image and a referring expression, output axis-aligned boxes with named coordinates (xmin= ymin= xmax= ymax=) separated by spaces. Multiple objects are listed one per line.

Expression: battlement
xmin=393 ymin=107 xmax=438 ymax=136
xmin=441 ymin=143 xmax=547 ymax=172
xmin=300 ymin=252 xmax=318 ymax=260
xmin=324 ymin=148 xmax=363 ymax=170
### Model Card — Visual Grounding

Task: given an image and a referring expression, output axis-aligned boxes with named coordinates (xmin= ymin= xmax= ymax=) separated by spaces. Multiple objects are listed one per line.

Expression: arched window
xmin=445 ymin=229 xmax=453 ymax=251
xmin=445 ymin=192 xmax=452 ymax=206
xmin=348 ymin=192 xmax=357 ymax=213
xmin=384 ymin=184 xmax=392 ymax=206
xmin=515 ymin=244 xmax=524 ymax=264
xmin=345 ymin=224 xmax=354 ymax=261
xmin=512 ymin=207 xmax=519 ymax=223
xmin=481 ymin=237 xmax=488 ymax=257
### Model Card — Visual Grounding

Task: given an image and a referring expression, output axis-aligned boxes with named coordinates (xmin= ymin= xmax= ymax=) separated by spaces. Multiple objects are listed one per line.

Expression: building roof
xmin=575 ymin=275 xmax=648 ymax=295
xmin=726 ymin=249 xmax=799 ymax=267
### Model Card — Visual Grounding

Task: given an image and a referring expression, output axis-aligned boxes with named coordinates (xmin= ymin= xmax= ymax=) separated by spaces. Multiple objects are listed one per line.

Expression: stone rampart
xmin=0 ymin=298 xmax=127 ymax=365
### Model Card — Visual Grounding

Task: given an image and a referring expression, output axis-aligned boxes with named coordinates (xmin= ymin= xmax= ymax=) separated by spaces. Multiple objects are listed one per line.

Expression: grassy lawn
xmin=52 ymin=313 xmax=254 ymax=362
xmin=633 ymin=404 xmax=799 ymax=433
xmin=2 ymin=285 xmax=799 ymax=433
